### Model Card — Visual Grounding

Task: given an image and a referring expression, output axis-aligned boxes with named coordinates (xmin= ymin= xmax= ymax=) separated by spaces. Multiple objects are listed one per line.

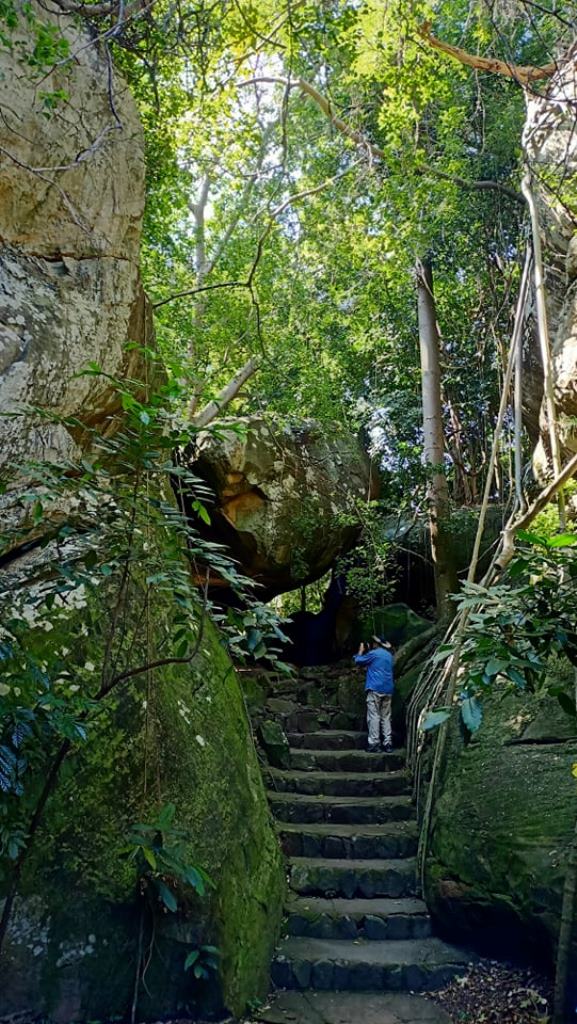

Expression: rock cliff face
xmin=426 ymin=663 xmax=577 ymax=971
xmin=0 ymin=7 xmax=284 ymax=1018
xmin=1 ymin=565 xmax=285 ymax=1021
xmin=523 ymin=48 xmax=577 ymax=474
xmin=0 ymin=6 xmax=150 ymax=473
xmin=192 ymin=417 xmax=377 ymax=598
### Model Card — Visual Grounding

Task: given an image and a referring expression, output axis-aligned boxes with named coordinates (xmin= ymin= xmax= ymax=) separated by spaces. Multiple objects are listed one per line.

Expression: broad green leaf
xmin=460 ymin=696 xmax=483 ymax=734
xmin=546 ymin=534 xmax=577 ymax=548
xmin=420 ymin=709 xmax=451 ymax=731
xmin=184 ymin=950 xmax=200 ymax=970
xmin=143 ymin=847 xmax=157 ymax=870
xmin=154 ymin=879 xmax=177 ymax=912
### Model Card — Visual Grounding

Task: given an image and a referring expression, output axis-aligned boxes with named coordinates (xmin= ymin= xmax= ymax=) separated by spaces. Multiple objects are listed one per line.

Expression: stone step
xmin=271 ymin=936 xmax=472 ymax=992
xmin=267 ymin=768 xmax=411 ymax=798
xmin=257 ymin=990 xmax=452 ymax=1024
xmin=287 ymin=730 xmax=368 ymax=750
xmin=278 ymin=821 xmax=418 ymax=860
xmin=286 ymin=896 xmax=431 ymax=940
xmin=268 ymin=792 xmax=415 ymax=825
xmin=290 ymin=747 xmax=406 ymax=772
xmin=285 ymin=710 xmax=363 ymax=734
xmin=288 ymin=857 xmax=417 ymax=899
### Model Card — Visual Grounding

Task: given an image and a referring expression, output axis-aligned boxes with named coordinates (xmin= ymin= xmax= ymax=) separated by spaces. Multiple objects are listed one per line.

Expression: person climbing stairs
xmin=263 ymin=698 xmax=472 ymax=995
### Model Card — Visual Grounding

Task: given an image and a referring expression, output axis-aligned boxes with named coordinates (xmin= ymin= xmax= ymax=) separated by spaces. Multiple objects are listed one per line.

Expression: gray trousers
xmin=366 ymin=691 xmax=392 ymax=749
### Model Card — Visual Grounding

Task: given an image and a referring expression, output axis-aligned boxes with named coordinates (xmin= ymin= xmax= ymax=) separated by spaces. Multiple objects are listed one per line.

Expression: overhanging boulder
xmin=190 ymin=417 xmax=377 ymax=599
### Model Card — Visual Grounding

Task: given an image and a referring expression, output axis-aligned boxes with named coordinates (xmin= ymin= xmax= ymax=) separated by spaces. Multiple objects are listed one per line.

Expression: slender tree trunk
xmin=522 ymin=170 xmax=566 ymax=527
xmin=416 ymin=258 xmax=457 ymax=617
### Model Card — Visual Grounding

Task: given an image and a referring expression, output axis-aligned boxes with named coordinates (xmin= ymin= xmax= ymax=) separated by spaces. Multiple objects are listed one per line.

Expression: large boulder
xmin=523 ymin=48 xmax=577 ymax=474
xmin=191 ymin=417 xmax=377 ymax=598
xmin=427 ymin=659 xmax=577 ymax=972
xmin=0 ymin=3 xmax=150 ymax=476
xmin=0 ymin=553 xmax=285 ymax=1021
xmin=0 ymin=7 xmax=284 ymax=1018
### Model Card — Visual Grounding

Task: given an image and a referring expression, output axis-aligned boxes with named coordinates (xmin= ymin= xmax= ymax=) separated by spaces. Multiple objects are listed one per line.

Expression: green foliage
xmin=440 ymin=531 xmax=577 ymax=725
xmin=0 ymin=353 xmax=290 ymax=864
xmin=123 ymin=802 xmax=213 ymax=911
xmin=184 ymin=945 xmax=220 ymax=980
xmin=336 ymin=499 xmax=397 ymax=609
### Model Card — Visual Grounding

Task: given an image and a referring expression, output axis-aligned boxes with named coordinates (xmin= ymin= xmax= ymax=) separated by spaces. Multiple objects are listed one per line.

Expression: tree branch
xmin=191 ymin=356 xmax=258 ymax=427
xmin=239 ymin=76 xmax=524 ymax=203
xmin=418 ymin=21 xmax=557 ymax=85
xmin=498 ymin=450 xmax=577 ymax=569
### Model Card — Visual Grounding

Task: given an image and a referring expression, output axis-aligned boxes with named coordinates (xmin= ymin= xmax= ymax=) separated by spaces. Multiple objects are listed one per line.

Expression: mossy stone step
xmin=278 ymin=821 xmax=418 ymax=860
xmin=267 ymin=767 xmax=411 ymax=798
xmin=286 ymin=896 xmax=431 ymax=940
xmin=288 ymin=856 xmax=417 ymax=899
xmin=268 ymin=791 xmax=415 ymax=825
xmin=290 ymin=748 xmax=406 ymax=772
xmin=257 ymin=990 xmax=452 ymax=1024
xmin=287 ymin=731 xmax=368 ymax=751
xmin=285 ymin=710 xmax=363 ymax=733
xmin=271 ymin=936 xmax=472 ymax=992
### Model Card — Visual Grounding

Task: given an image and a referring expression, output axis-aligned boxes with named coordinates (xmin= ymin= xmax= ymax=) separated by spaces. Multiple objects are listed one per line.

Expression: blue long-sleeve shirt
xmin=353 ymin=648 xmax=394 ymax=695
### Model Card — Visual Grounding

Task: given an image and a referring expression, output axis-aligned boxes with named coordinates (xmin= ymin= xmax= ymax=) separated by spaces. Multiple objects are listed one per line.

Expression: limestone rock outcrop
xmin=191 ymin=417 xmax=377 ymax=598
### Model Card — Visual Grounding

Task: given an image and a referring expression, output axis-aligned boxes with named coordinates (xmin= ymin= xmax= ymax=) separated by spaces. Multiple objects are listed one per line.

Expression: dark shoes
xmin=383 ymin=743 xmax=393 ymax=753
xmin=367 ymin=743 xmax=393 ymax=753
xmin=367 ymin=745 xmax=381 ymax=753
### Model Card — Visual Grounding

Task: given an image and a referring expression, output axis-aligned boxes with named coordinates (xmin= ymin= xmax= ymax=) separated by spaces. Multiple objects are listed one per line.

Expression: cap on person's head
xmin=372 ymin=635 xmax=391 ymax=649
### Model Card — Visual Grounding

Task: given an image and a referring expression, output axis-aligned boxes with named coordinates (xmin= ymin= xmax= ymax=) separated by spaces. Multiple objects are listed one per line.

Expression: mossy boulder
xmin=354 ymin=603 xmax=432 ymax=649
xmin=190 ymin=416 xmax=377 ymax=599
xmin=427 ymin=662 xmax=577 ymax=972
xmin=258 ymin=720 xmax=291 ymax=768
xmin=1 ymin=547 xmax=285 ymax=1022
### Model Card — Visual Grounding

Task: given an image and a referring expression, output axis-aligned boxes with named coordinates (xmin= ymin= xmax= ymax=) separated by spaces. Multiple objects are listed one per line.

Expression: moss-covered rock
xmin=427 ymin=665 xmax=577 ymax=969
xmin=190 ymin=416 xmax=377 ymax=599
xmin=354 ymin=603 xmax=432 ymax=650
xmin=1 ymin=551 xmax=285 ymax=1022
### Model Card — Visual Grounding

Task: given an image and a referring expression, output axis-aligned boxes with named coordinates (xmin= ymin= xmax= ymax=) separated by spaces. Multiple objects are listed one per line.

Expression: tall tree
xmin=416 ymin=257 xmax=457 ymax=616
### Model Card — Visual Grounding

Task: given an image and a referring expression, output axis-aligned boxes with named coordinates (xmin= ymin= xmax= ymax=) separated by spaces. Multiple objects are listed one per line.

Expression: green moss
xmin=427 ymin=677 xmax=577 ymax=962
xmin=3 ymin=535 xmax=285 ymax=1020
xmin=354 ymin=603 xmax=431 ymax=649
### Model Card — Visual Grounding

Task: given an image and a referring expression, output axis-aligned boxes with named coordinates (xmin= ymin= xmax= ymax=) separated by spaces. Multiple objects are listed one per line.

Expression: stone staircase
xmin=265 ymin=710 xmax=471 ymax=995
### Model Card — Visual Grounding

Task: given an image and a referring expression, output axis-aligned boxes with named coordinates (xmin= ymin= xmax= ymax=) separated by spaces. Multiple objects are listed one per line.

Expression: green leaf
xmin=460 ymin=696 xmax=483 ymax=734
xmin=193 ymin=500 xmax=211 ymax=525
xmin=184 ymin=866 xmax=206 ymax=895
xmin=184 ymin=950 xmax=200 ymax=970
xmin=545 ymin=534 xmax=577 ymax=548
xmin=483 ymin=657 xmax=507 ymax=678
xmin=420 ymin=709 xmax=451 ymax=731
xmin=517 ymin=530 xmax=547 ymax=547
xmin=157 ymin=803 xmax=176 ymax=829
xmin=154 ymin=879 xmax=177 ymax=912
xmin=506 ymin=666 xmax=526 ymax=688
xmin=143 ymin=847 xmax=157 ymax=870
xmin=557 ymin=692 xmax=577 ymax=719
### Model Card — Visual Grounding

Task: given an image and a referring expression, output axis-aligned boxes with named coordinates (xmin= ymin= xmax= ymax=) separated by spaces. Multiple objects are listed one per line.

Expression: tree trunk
xmin=416 ymin=258 xmax=457 ymax=617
